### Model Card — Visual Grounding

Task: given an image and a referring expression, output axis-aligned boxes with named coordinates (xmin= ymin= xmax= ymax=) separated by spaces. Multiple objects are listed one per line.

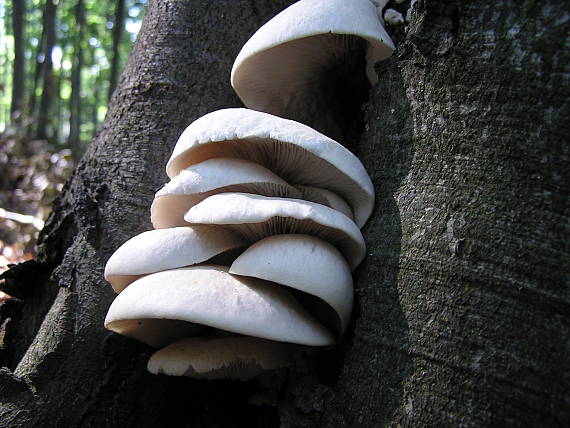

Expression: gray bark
xmin=1 ymin=0 xmax=568 ymax=427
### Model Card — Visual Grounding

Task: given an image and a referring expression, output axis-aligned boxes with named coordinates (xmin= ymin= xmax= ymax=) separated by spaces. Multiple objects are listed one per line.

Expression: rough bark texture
xmin=1 ymin=0 xmax=568 ymax=427
xmin=283 ymin=2 xmax=570 ymax=426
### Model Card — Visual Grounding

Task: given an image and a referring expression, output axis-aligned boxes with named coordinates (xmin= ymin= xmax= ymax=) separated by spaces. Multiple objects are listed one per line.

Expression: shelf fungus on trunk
xmin=104 ymin=226 xmax=246 ymax=292
xmin=229 ymin=234 xmax=353 ymax=335
xmin=230 ymin=0 xmax=395 ymax=141
xmin=103 ymin=0 xmax=388 ymax=382
xmin=147 ymin=336 xmax=299 ymax=381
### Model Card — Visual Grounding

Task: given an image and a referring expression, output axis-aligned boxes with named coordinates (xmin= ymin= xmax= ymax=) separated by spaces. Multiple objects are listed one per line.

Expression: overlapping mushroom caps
xmin=103 ymin=0 xmax=393 ymax=381
xmin=231 ymin=0 xmax=395 ymax=140
xmin=166 ymin=108 xmax=373 ymax=227
xmin=102 ymin=108 xmax=371 ymax=379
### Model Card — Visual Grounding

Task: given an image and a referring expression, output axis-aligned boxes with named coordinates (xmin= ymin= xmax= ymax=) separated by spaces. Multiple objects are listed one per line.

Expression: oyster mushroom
xmin=104 ymin=265 xmax=334 ymax=347
xmin=103 ymin=1 xmax=384 ymax=381
xmin=151 ymin=157 xmax=341 ymax=228
xmin=230 ymin=234 xmax=353 ymax=334
xmin=167 ymin=108 xmax=373 ymax=227
xmin=296 ymin=185 xmax=354 ymax=221
xmin=147 ymin=336 xmax=298 ymax=381
xmin=104 ymin=226 xmax=246 ymax=292
xmin=184 ymin=192 xmax=366 ymax=270
xmin=230 ymin=0 xmax=395 ymax=140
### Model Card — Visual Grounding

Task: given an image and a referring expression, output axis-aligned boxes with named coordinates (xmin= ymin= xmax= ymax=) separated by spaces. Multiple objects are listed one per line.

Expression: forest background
xmin=0 ymin=0 xmax=145 ymax=278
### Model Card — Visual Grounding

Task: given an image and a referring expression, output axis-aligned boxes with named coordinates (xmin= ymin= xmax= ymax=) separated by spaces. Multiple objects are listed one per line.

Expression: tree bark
xmin=34 ymin=0 xmax=57 ymax=140
xmin=108 ymin=0 xmax=125 ymax=102
xmin=10 ymin=0 xmax=25 ymax=121
xmin=0 ymin=1 xmax=568 ymax=427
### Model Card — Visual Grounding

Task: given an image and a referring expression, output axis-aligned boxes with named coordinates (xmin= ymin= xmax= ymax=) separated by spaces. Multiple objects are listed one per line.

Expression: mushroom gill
xmin=184 ymin=192 xmax=365 ymax=270
xmin=151 ymin=157 xmax=347 ymax=228
xmin=166 ymin=108 xmax=373 ymax=227
xmin=231 ymin=0 xmax=395 ymax=141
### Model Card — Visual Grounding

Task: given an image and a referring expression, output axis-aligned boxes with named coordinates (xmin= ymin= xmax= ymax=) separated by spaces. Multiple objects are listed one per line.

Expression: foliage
xmin=0 ymin=123 xmax=73 ymax=273
xmin=0 ymin=0 xmax=146 ymax=152
xmin=0 ymin=0 xmax=145 ymax=272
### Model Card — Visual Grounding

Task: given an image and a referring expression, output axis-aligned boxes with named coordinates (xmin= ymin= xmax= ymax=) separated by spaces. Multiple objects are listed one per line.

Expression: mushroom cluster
xmin=104 ymin=0 xmax=394 ymax=381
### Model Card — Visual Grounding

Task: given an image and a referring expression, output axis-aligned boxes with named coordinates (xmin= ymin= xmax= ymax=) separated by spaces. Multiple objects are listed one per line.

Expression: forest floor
xmin=0 ymin=125 xmax=74 ymax=285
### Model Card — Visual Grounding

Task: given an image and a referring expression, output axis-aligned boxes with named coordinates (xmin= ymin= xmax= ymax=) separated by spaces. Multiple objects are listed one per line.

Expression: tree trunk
xmin=34 ymin=0 xmax=57 ymax=140
xmin=52 ymin=71 xmax=62 ymax=142
xmin=108 ymin=0 xmax=125 ymax=102
xmin=91 ymin=72 xmax=101 ymax=139
xmin=10 ymin=0 xmax=25 ymax=121
xmin=68 ymin=0 xmax=85 ymax=157
xmin=28 ymin=18 xmax=46 ymax=121
xmin=0 ymin=1 xmax=568 ymax=427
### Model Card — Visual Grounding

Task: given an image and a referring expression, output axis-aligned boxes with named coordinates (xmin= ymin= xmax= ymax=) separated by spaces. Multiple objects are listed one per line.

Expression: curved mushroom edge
xmin=104 ymin=226 xmax=246 ymax=293
xmin=184 ymin=192 xmax=366 ymax=270
xmin=104 ymin=265 xmax=335 ymax=347
xmin=229 ymin=0 xmax=395 ymax=140
xmin=229 ymin=234 xmax=353 ymax=335
xmin=165 ymin=108 xmax=374 ymax=227
xmin=147 ymin=336 xmax=302 ymax=381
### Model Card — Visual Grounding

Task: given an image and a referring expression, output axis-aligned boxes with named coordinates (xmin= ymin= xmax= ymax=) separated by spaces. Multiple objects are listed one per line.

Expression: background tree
xmin=0 ymin=0 xmax=144 ymax=154
xmin=34 ymin=0 xmax=57 ymax=140
xmin=9 ymin=0 xmax=24 ymax=122
xmin=108 ymin=0 xmax=125 ymax=101
xmin=0 ymin=0 xmax=145 ymax=269
xmin=67 ymin=0 xmax=84 ymax=155
xmin=0 ymin=0 xmax=568 ymax=427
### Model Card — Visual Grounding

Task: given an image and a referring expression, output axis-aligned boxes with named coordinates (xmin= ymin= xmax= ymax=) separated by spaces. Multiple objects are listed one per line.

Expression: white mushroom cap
xmin=229 ymin=235 xmax=353 ymax=334
xmin=104 ymin=265 xmax=334 ymax=347
xmin=232 ymin=0 xmax=395 ymax=87
xmin=147 ymin=336 xmax=296 ymax=381
xmin=167 ymin=108 xmax=374 ymax=227
xmin=152 ymin=158 xmax=305 ymax=229
xmin=296 ymin=186 xmax=353 ymax=221
xmin=104 ymin=226 xmax=246 ymax=293
xmin=230 ymin=0 xmax=395 ymax=139
xmin=106 ymin=318 xmax=206 ymax=349
xmin=184 ymin=193 xmax=365 ymax=270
